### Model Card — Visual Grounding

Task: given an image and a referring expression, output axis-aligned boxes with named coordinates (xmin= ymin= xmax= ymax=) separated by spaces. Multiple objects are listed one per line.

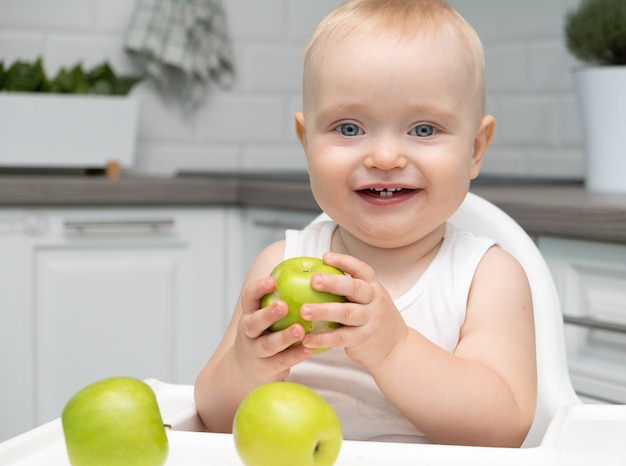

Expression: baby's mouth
xmin=362 ymin=187 xmax=413 ymax=198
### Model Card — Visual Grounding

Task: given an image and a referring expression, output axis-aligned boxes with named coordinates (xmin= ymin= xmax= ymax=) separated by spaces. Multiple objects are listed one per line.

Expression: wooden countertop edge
xmin=471 ymin=186 xmax=626 ymax=243
xmin=0 ymin=177 xmax=240 ymax=206
xmin=2 ymin=176 xmax=626 ymax=243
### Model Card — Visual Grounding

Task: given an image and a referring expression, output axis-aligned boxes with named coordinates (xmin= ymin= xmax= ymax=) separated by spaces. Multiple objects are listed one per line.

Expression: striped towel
xmin=124 ymin=0 xmax=235 ymax=110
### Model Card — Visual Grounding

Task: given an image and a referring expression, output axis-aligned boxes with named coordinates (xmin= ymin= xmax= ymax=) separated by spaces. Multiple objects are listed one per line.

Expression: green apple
xmin=61 ymin=376 xmax=168 ymax=466
xmin=262 ymin=256 xmax=346 ymax=338
xmin=233 ymin=381 xmax=343 ymax=466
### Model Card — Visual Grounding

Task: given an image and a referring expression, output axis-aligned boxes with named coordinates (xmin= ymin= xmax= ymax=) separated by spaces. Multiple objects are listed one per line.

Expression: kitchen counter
xmin=1 ymin=173 xmax=626 ymax=243
xmin=470 ymin=184 xmax=626 ymax=244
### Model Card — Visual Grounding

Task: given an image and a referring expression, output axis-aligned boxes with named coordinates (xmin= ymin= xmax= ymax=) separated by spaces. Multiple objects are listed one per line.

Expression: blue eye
xmin=411 ymin=124 xmax=436 ymax=137
xmin=337 ymin=123 xmax=363 ymax=137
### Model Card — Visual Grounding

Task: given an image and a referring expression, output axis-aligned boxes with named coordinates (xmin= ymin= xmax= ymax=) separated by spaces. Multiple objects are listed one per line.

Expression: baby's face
xmin=297 ymin=29 xmax=492 ymax=248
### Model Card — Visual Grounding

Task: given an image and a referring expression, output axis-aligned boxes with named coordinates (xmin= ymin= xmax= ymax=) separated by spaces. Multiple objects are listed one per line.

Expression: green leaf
xmin=565 ymin=0 xmax=626 ymax=66
xmin=2 ymin=58 xmax=142 ymax=95
xmin=70 ymin=64 xmax=90 ymax=94
xmin=91 ymin=79 xmax=114 ymax=95
xmin=4 ymin=59 xmax=44 ymax=91
xmin=88 ymin=61 xmax=115 ymax=84
xmin=113 ymin=76 xmax=142 ymax=96
xmin=49 ymin=67 xmax=71 ymax=93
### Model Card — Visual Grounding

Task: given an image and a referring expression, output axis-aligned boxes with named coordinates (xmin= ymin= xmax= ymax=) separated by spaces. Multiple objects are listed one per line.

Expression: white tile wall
xmin=0 ymin=0 xmax=585 ymax=178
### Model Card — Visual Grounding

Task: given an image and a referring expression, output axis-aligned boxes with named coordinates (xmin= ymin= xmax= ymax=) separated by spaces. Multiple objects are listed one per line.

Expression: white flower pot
xmin=574 ymin=66 xmax=626 ymax=193
xmin=0 ymin=93 xmax=139 ymax=169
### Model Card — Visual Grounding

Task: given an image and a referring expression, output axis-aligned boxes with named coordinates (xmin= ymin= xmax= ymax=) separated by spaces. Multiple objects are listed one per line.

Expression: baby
xmin=195 ymin=0 xmax=537 ymax=447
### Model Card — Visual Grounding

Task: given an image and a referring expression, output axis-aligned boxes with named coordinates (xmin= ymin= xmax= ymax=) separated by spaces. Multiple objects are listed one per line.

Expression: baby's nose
xmin=364 ymin=138 xmax=408 ymax=170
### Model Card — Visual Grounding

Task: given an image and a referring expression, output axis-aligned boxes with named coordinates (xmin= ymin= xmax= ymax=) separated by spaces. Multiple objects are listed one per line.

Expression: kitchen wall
xmin=0 ymin=0 xmax=584 ymax=179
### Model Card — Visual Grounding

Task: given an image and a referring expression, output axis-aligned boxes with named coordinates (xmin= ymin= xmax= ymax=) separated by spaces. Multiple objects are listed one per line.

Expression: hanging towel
xmin=124 ymin=0 xmax=235 ymax=110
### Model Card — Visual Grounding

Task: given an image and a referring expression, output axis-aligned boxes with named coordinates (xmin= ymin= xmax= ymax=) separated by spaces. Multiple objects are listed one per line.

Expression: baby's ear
xmin=294 ymin=112 xmax=306 ymax=147
xmin=470 ymin=115 xmax=496 ymax=179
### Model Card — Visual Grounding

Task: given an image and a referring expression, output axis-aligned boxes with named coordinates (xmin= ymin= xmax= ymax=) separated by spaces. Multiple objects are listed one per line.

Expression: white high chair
xmin=311 ymin=191 xmax=582 ymax=447
xmin=449 ymin=192 xmax=582 ymax=446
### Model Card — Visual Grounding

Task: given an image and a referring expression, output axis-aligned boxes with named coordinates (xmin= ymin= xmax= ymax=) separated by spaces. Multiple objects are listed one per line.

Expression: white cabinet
xmin=539 ymin=236 xmax=626 ymax=403
xmin=0 ymin=207 xmax=227 ymax=441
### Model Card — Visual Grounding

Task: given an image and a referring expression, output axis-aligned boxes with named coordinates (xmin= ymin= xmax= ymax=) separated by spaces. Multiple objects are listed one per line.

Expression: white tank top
xmin=284 ymin=221 xmax=496 ymax=443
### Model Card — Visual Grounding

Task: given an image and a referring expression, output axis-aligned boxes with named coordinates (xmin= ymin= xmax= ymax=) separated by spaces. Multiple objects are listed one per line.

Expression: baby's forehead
xmin=303 ymin=15 xmax=485 ymax=115
xmin=323 ymin=23 xmax=462 ymax=52
xmin=308 ymin=24 xmax=478 ymax=84
xmin=310 ymin=13 xmax=479 ymax=67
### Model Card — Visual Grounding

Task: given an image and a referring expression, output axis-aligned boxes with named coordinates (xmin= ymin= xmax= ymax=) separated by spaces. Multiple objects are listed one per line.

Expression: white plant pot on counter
xmin=574 ymin=66 xmax=626 ymax=193
xmin=0 ymin=93 xmax=139 ymax=169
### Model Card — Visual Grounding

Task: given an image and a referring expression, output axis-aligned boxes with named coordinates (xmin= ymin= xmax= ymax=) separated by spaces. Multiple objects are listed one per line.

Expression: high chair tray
xmin=1 ymin=380 xmax=625 ymax=465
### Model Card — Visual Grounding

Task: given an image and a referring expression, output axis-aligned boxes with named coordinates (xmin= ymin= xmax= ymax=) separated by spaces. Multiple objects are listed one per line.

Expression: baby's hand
xmin=232 ymin=276 xmax=314 ymax=384
xmin=300 ymin=252 xmax=408 ymax=368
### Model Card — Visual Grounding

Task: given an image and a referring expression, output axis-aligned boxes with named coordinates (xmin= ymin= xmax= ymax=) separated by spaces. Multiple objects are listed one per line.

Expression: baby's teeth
xmin=369 ymin=187 xmax=402 ymax=197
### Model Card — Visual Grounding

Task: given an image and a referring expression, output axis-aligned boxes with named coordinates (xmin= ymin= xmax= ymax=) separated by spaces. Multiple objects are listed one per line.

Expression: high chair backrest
xmin=311 ymin=192 xmax=581 ymax=447
xmin=449 ymin=192 xmax=581 ymax=447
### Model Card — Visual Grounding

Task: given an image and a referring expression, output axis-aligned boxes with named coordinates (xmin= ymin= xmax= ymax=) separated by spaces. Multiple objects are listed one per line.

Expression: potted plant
xmin=565 ymin=0 xmax=626 ymax=193
xmin=0 ymin=58 xmax=142 ymax=172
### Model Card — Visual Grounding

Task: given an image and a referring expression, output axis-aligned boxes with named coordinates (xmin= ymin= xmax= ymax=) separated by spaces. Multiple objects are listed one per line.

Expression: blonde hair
xmin=302 ymin=0 xmax=486 ymax=115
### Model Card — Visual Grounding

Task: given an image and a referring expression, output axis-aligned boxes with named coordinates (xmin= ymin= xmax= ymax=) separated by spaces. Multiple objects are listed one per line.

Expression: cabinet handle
xmin=252 ymin=220 xmax=308 ymax=231
xmin=563 ymin=314 xmax=626 ymax=335
xmin=64 ymin=218 xmax=175 ymax=232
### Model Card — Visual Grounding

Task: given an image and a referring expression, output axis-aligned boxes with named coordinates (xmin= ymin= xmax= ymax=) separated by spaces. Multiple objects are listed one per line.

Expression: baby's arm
xmin=302 ymin=248 xmax=536 ymax=447
xmin=373 ymin=247 xmax=536 ymax=446
xmin=194 ymin=241 xmax=314 ymax=432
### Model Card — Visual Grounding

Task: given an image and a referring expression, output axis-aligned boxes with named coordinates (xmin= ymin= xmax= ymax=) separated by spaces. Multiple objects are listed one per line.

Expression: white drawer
xmin=539 ymin=237 xmax=626 ymax=403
